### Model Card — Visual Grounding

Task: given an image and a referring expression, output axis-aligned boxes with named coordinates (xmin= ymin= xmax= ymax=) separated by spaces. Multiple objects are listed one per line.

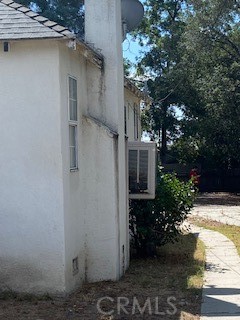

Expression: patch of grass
xmin=158 ymin=234 xmax=205 ymax=292
xmin=0 ymin=290 xmax=53 ymax=302
xmin=190 ymin=217 xmax=240 ymax=255
xmin=0 ymin=234 xmax=205 ymax=320
xmin=0 ymin=290 xmax=18 ymax=300
xmin=72 ymin=234 xmax=205 ymax=319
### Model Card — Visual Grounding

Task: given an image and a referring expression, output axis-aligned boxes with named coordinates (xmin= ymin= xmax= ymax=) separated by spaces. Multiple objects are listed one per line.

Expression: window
xmin=68 ymin=76 xmax=78 ymax=170
xmin=124 ymin=105 xmax=127 ymax=135
xmin=69 ymin=125 xmax=77 ymax=169
xmin=69 ymin=77 xmax=77 ymax=121
xmin=128 ymin=142 xmax=157 ymax=199
xmin=134 ymin=105 xmax=139 ymax=141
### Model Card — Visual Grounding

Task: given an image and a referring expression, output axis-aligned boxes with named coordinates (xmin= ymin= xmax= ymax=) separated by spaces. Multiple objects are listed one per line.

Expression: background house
xmin=0 ymin=0 xmax=151 ymax=294
xmin=124 ymin=78 xmax=142 ymax=141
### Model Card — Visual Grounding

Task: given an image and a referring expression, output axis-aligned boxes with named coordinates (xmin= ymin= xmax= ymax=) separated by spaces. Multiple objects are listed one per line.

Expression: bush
xmin=129 ymin=169 xmax=195 ymax=257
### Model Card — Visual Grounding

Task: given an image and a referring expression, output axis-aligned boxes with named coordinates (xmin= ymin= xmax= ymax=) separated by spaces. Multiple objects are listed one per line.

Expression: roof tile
xmin=34 ymin=15 xmax=48 ymax=22
xmin=61 ymin=30 xmax=75 ymax=37
xmin=18 ymin=6 xmax=30 ymax=13
xmin=1 ymin=0 xmax=14 ymax=4
xmin=52 ymin=25 xmax=67 ymax=32
xmin=25 ymin=11 xmax=39 ymax=18
xmin=8 ymin=2 xmax=21 ymax=8
xmin=0 ymin=0 xmax=75 ymax=40
xmin=43 ymin=20 xmax=57 ymax=27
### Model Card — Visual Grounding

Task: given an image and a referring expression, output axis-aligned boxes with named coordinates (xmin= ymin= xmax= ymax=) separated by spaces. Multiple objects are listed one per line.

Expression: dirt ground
xmin=0 ymin=235 xmax=204 ymax=320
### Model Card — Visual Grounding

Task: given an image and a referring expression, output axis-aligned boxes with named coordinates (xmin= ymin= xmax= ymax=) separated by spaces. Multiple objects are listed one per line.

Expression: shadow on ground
xmin=194 ymin=193 xmax=240 ymax=206
xmin=201 ymin=286 xmax=240 ymax=317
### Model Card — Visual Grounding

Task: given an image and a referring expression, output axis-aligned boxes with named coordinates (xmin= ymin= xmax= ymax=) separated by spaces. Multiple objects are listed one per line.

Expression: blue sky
xmin=123 ymin=35 xmax=143 ymax=64
xmin=122 ymin=0 xmax=146 ymax=65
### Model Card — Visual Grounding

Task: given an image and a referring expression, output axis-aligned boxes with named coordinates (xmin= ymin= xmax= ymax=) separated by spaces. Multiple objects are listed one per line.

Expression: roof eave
xmin=0 ymin=36 xmax=104 ymax=69
xmin=76 ymin=39 xmax=104 ymax=69
xmin=124 ymin=77 xmax=152 ymax=105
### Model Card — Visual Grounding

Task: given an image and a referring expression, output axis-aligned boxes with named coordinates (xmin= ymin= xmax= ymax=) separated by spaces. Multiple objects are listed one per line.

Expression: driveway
xmin=191 ymin=192 xmax=240 ymax=226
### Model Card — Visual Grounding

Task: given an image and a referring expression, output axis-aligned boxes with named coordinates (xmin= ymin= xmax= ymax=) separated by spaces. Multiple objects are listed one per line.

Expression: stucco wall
xmin=58 ymin=42 xmax=122 ymax=292
xmin=0 ymin=40 xmax=65 ymax=294
xmin=58 ymin=42 xmax=87 ymax=293
xmin=81 ymin=117 xmax=120 ymax=282
xmin=85 ymin=0 xmax=129 ymax=282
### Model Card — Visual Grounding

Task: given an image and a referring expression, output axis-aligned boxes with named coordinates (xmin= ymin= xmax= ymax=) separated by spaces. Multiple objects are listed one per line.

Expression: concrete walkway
xmin=192 ymin=193 xmax=240 ymax=226
xmin=191 ymin=224 xmax=240 ymax=319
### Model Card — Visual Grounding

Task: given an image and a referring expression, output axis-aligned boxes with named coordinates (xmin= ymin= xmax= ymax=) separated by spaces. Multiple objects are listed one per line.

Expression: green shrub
xmin=129 ymin=169 xmax=195 ymax=257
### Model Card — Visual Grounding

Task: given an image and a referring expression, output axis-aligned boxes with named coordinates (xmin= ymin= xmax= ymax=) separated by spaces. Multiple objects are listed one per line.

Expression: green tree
xmin=178 ymin=0 xmax=240 ymax=168
xmin=136 ymin=0 xmax=188 ymax=162
xmin=124 ymin=58 xmax=133 ymax=76
xmin=138 ymin=0 xmax=240 ymax=169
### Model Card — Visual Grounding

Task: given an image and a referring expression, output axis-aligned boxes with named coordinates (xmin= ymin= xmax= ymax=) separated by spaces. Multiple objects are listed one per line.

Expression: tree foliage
xmin=135 ymin=0 xmax=188 ymax=160
xmin=178 ymin=0 xmax=240 ymax=168
xmin=124 ymin=58 xmax=134 ymax=76
xmin=137 ymin=0 xmax=240 ymax=169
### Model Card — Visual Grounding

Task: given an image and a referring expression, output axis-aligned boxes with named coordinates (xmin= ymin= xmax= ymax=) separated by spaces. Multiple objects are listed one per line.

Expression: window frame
xmin=68 ymin=76 xmax=78 ymax=171
xmin=124 ymin=105 xmax=127 ymax=136
xmin=133 ymin=104 xmax=139 ymax=141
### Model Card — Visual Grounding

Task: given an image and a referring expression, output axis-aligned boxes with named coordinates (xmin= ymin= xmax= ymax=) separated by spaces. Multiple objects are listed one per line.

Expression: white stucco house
xmin=0 ymin=0 xmax=156 ymax=295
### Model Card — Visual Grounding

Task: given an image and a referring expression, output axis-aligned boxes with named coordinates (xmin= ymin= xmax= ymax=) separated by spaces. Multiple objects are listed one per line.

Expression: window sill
xmin=70 ymin=168 xmax=79 ymax=172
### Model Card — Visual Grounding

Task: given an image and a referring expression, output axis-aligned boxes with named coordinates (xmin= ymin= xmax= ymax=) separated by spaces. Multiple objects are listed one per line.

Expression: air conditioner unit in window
xmin=128 ymin=141 xmax=157 ymax=199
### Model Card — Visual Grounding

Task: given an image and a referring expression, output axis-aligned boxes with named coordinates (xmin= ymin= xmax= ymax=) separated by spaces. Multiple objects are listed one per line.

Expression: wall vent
xmin=3 ymin=42 xmax=9 ymax=52
xmin=72 ymin=257 xmax=79 ymax=276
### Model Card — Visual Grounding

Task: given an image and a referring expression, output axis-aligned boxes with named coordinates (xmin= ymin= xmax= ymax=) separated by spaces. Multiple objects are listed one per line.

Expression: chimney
xmin=84 ymin=0 xmax=127 ymax=281
xmin=84 ymin=0 xmax=124 ymax=131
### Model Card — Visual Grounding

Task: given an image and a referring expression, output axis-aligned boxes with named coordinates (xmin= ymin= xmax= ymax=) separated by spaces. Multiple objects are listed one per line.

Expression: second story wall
xmin=124 ymin=88 xmax=142 ymax=142
xmin=0 ymin=39 xmax=66 ymax=294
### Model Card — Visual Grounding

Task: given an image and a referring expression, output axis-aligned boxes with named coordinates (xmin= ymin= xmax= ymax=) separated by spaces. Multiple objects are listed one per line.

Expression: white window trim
xmin=68 ymin=75 xmax=78 ymax=171
xmin=69 ymin=124 xmax=78 ymax=171
xmin=134 ymin=104 xmax=139 ymax=141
